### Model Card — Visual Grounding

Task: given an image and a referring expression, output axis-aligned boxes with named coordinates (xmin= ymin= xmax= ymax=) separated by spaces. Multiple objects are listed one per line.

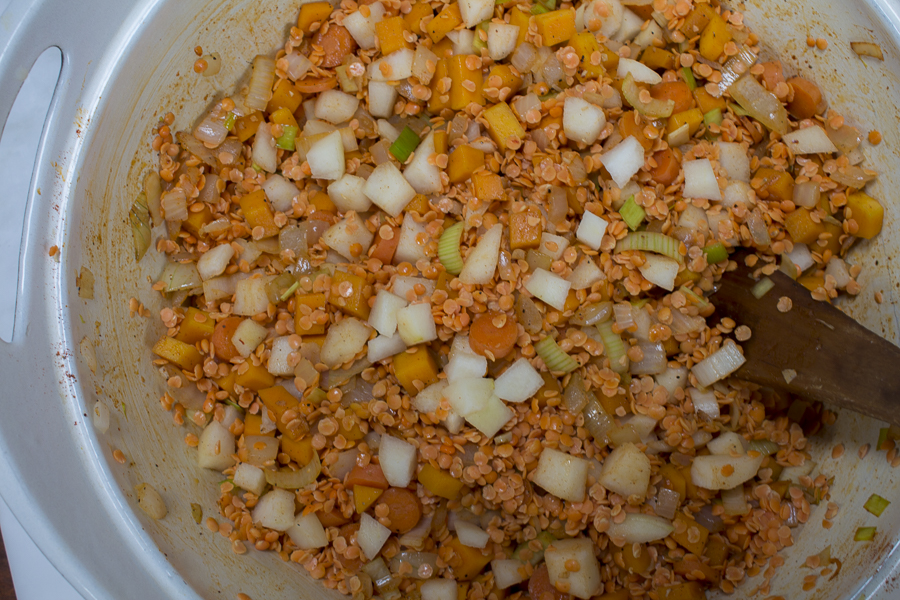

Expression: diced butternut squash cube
xmin=699 ymin=14 xmax=732 ymax=61
xmin=667 ymin=108 xmax=704 ymax=136
xmin=282 ymin=435 xmax=315 ymax=465
xmin=754 ymin=167 xmax=794 ymax=202
xmin=236 ymin=363 xmax=276 ymax=391
xmin=487 ymin=64 xmax=523 ymax=97
xmin=671 ymin=512 xmax=709 ymax=556
xmin=445 ymin=537 xmax=492 ymax=580
xmin=295 ymin=292 xmax=328 ymax=335
xmin=846 ymin=192 xmax=883 ymax=239
xmin=427 ymin=3 xmax=461 ymax=42
xmin=240 ymin=189 xmax=279 ymax=238
xmin=681 ymin=2 xmax=716 ymax=37
xmin=328 ymin=270 xmax=372 ymax=319
xmin=393 ymin=345 xmax=439 ymax=394
xmin=597 ymin=390 xmax=629 ymax=417
xmin=376 ymin=16 xmax=413 ymax=56
xmin=447 ymin=54 xmax=483 ymax=110
xmin=483 ymin=101 xmax=526 ymax=152
xmin=447 ymin=145 xmax=485 ymax=184
xmin=658 ymin=463 xmax=687 ymax=499
xmin=433 ymin=130 xmax=449 ymax=155
xmin=472 ymin=171 xmax=504 ymax=201
xmin=595 ymin=591 xmax=631 ymax=600
xmin=269 ymin=106 xmax=299 ymax=128
xmin=297 ymin=1 xmax=333 ymax=33
xmin=235 ymin=111 xmax=264 ymax=142
xmin=640 ymin=46 xmax=677 ymax=71
xmin=406 ymin=193 xmax=430 ymax=214
xmin=182 ymin=204 xmax=212 ymax=237
xmin=564 ymin=290 xmax=579 ymax=312
xmin=419 ymin=464 xmax=465 ymax=499
xmin=509 ymin=206 xmax=542 ymax=250
xmin=508 ymin=7 xmax=530 ymax=47
xmin=258 ymin=386 xmax=305 ymax=440
xmin=339 ymin=414 xmax=366 ymax=441
xmin=534 ymin=9 xmax=576 ymax=47
xmin=569 ymin=31 xmax=605 ymax=78
xmin=816 ymin=221 xmax=843 ymax=258
xmin=693 ymin=87 xmax=727 ymax=114
xmin=243 ymin=413 xmax=275 ymax=437
xmin=706 ymin=535 xmax=729 ymax=567
xmin=433 ymin=37 xmax=454 ymax=59
xmin=659 ymin=581 xmax=708 ymax=600
xmin=308 ymin=189 xmax=337 ymax=214
xmin=354 ymin=485 xmax=385 ymax=513
xmin=153 ymin=337 xmax=204 ymax=371
xmin=429 ymin=58 xmax=451 ymax=113
xmin=798 ymin=274 xmax=826 ymax=293
xmin=267 ymin=79 xmax=303 ymax=114
xmin=175 ymin=307 xmax=215 ymax=344
xmin=404 ymin=1 xmax=434 ymax=35
xmin=217 ymin=371 xmax=237 ymax=397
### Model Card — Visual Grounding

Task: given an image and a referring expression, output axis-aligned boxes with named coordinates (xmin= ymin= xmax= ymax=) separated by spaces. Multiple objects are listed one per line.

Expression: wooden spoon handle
xmin=714 ymin=258 xmax=900 ymax=425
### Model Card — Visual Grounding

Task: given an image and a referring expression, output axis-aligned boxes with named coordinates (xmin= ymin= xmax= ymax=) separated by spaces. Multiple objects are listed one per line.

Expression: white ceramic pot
xmin=0 ymin=0 xmax=898 ymax=598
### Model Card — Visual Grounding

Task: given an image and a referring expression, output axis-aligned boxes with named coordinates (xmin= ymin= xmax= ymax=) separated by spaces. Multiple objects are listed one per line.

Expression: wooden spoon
xmin=711 ymin=253 xmax=900 ymax=425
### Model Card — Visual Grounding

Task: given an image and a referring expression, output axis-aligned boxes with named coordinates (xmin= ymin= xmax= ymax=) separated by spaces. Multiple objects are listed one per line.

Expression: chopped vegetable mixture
xmin=138 ymin=0 xmax=886 ymax=598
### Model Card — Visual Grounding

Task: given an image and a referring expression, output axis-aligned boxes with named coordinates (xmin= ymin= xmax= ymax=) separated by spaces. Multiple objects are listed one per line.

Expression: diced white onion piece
xmin=607 ymin=513 xmax=674 ymax=543
xmin=367 ymin=48 xmax=415 ymax=81
xmin=445 ymin=336 xmax=488 ymax=382
xmin=197 ymin=421 xmax=236 ymax=470
xmin=655 ymin=366 xmax=688 ymax=400
xmin=197 ymin=243 xmax=234 ymax=281
xmin=394 ymin=216 xmax=429 ymax=265
xmin=494 ymin=358 xmax=543 ymax=403
xmin=455 ymin=520 xmax=490 ymax=549
xmin=785 ymin=243 xmax=814 ymax=273
xmin=544 ymin=538 xmax=602 ymax=600
xmin=653 ymin=487 xmax=680 ymax=520
xmin=315 ymin=89 xmax=360 ymax=125
xmin=379 ymin=435 xmax=417 ymax=487
xmin=368 ymin=81 xmax=398 ymax=119
xmin=525 ymin=268 xmax=572 ymax=311
xmin=722 ymin=485 xmax=749 ymax=515
xmin=396 ymin=303 xmax=437 ymax=345
xmin=377 ymin=119 xmax=401 ymax=143
xmin=252 ymin=122 xmax=278 ymax=173
xmin=343 ymin=2 xmax=385 ymax=49
xmin=692 ymin=340 xmax=745 ymax=387
xmin=283 ymin=51 xmax=313 ymax=80
xmin=690 ymin=387 xmax=720 ymax=420
xmin=359 ymin=513 xmax=392 ymax=559
xmin=617 ymin=57 xmax=662 ymax=84
xmin=568 ymin=257 xmax=605 ymax=290
xmin=443 ymin=411 xmax=465 ymax=434
xmin=488 ymin=23 xmax=519 ymax=61
xmin=422 ymin=579 xmax=458 ymax=600
xmin=613 ymin=8 xmax=643 ymax=42
xmin=321 ymin=212 xmax=374 ymax=260
xmin=245 ymin=56 xmax=276 ymax=111
xmin=691 ymin=453 xmax=763 ymax=490
xmin=231 ymin=318 xmax=267 ymax=357
xmin=630 ymin=341 xmax=667 ymax=375
xmin=364 ymin=162 xmax=416 ymax=217
xmin=782 ymin=126 xmax=838 ymax=155
xmin=328 ymin=174 xmax=372 ymax=213
xmin=465 ymin=394 xmax=514 ymax=438
xmin=532 ymin=447 xmax=590 ymax=502
xmin=369 ymin=290 xmax=409 ymax=337
xmin=287 ymin=512 xmax=329 ymax=550
xmin=682 ymin=158 xmax=722 ymax=200
xmin=134 ymin=483 xmax=167 ymax=520
xmin=722 ymin=180 xmax=753 ymax=208
xmin=632 ymin=17 xmax=662 ymax=48
xmin=262 ymin=174 xmax=299 ymax=213
xmin=540 ymin=232 xmax=570 ymax=260
xmin=446 ymin=377 xmax=494 ymax=417
xmin=306 ymin=130 xmax=345 ymax=181
xmin=717 ymin=141 xmax=750 ymax=182
xmin=585 ymin=0 xmax=623 ymax=38
xmin=393 ymin=276 xmax=435 ymax=299
xmin=778 ymin=460 xmax=816 ymax=484
xmin=243 ymin=435 xmax=279 ymax=466
xmin=92 ymin=401 xmax=110 ymax=433
xmin=233 ymin=276 xmax=271 ymax=317
xmin=492 ymin=559 xmax=527 ymax=589
xmin=458 ymin=0 xmax=494 ymax=27
xmin=825 ymin=257 xmax=851 ymax=289
xmin=304 ymin=119 xmax=336 ymax=137
xmin=234 ymin=463 xmax=267 ymax=496
xmin=708 ymin=431 xmax=747 ymax=456
xmin=576 ymin=210 xmax=610 ymax=251
xmin=413 ymin=45 xmax=440 ymax=85
xmin=202 ymin=273 xmax=238 ymax=303
xmin=414 ymin=380 xmax=448 ymax=414
xmin=321 ymin=317 xmax=372 ymax=368
xmin=599 ymin=442 xmax=651 ymax=499
xmin=367 ymin=333 xmax=407 ymax=363
xmin=267 ymin=336 xmax=295 ymax=376
xmin=404 ymin=132 xmax=442 ymax=194
xmin=448 ymin=29 xmax=476 ymax=55
xmin=252 ymin=489 xmax=296 ymax=532
xmin=600 ymin=136 xmax=645 ymax=188
xmin=459 ymin=224 xmax=503 ymax=285
xmin=563 ymin=96 xmax=607 ymax=145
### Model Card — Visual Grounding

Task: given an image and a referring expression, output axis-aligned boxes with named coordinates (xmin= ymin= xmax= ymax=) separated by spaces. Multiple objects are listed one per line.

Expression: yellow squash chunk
xmin=693 ymin=87 xmax=727 ymax=114
xmin=798 ymin=274 xmax=826 ymax=293
xmin=597 ymin=390 xmax=629 ymax=417
xmin=640 ymin=46 xmax=677 ymax=70
xmin=445 ymin=537 xmax=492 ymax=580
xmin=429 ymin=58 xmax=451 ymax=113
xmin=846 ymin=191 xmax=883 ymax=239
xmin=699 ymin=14 xmax=732 ymax=61
xmin=472 ymin=171 xmax=504 ymax=201
xmin=295 ymin=292 xmax=328 ymax=335
xmin=182 ymin=204 xmax=212 ymax=237
xmin=406 ymin=193 xmax=430 ymax=214
xmin=667 ymin=108 xmax=704 ymax=136
xmin=258 ymin=385 xmax=304 ymax=440
xmin=754 ymin=167 xmax=794 ymax=202
xmin=433 ymin=130 xmax=449 ymax=155
xmin=269 ymin=106 xmax=299 ymax=128
xmin=239 ymin=189 xmax=279 ymax=238
xmin=267 ymin=79 xmax=303 ymax=114
xmin=487 ymin=64 xmax=524 ymax=96
xmin=618 ymin=543 xmax=651 ymax=574
xmin=376 ymin=16 xmax=413 ymax=56
xmin=217 ymin=371 xmax=237 ymax=397
xmin=433 ymin=37 xmax=454 ymax=59
xmin=671 ymin=512 xmax=709 ymax=556
xmin=418 ymin=464 xmax=465 ymax=499
xmin=328 ymin=270 xmax=372 ymax=319
xmin=447 ymin=54 xmax=484 ymax=110
xmin=393 ymin=345 xmax=439 ymax=394
xmin=235 ymin=111 xmax=264 ymax=142
xmin=447 ymin=144 xmax=486 ymax=184
xmin=427 ymin=3 xmax=462 ymax=42
xmin=569 ymin=32 xmax=604 ymax=78
xmin=354 ymin=485 xmax=385 ymax=514
xmin=534 ymin=9 xmax=576 ymax=46
xmin=282 ymin=435 xmax=315 ymax=465
xmin=657 ymin=463 xmax=687 ymax=499
xmin=681 ymin=2 xmax=716 ymax=37
xmin=404 ymin=1 xmax=434 ymax=35
xmin=308 ymin=189 xmax=337 ymax=214
xmin=509 ymin=7 xmax=530 ymax=46
xmin=235 ymin=363 xmax=276 ymax=391
xmin=564 ymin=290 xmax=579 ymax=312
xmin=175 ymin=307 xmax=215 ymax=344
xmin=244 ymin=413 xmax=276 ymax=437
xmin=483 ymin=101 xmax=526 ymax=152
xmin=297 ymin=1 xmax=333 ymax=32
xmin=153 ymin=337 xmax=204 ymax=371
xmin=339 ymin=413 xmax=366 ymax=441
xmin=659 ymin=581 xmax=708 ymax=600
